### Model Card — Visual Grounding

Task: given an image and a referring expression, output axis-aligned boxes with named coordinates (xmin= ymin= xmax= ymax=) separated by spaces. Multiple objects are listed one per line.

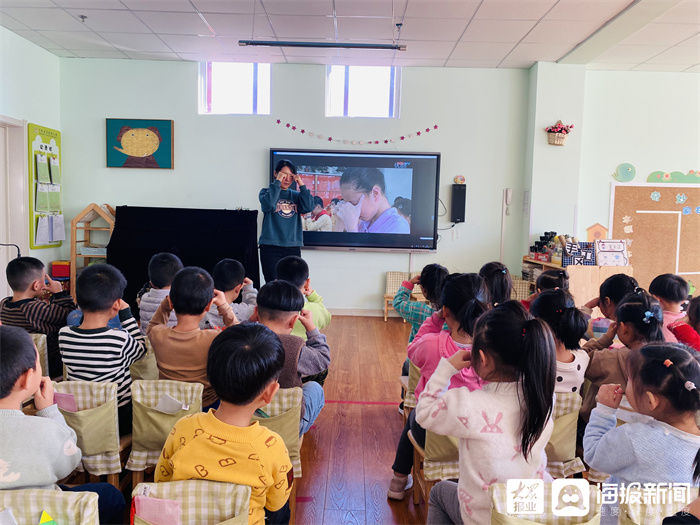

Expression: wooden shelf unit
xmin=70 ymin=203 xmax=115 ymax=297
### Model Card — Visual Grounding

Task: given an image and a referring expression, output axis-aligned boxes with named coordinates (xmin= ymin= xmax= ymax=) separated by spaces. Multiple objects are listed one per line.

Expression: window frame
xmin=325 ymin=65 xmax=401 ymax=119
xmin=198 ymin=61 xmax=270 ymax=116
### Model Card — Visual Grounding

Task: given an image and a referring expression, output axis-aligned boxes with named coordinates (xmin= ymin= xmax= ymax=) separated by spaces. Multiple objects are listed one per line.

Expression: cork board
xmin=610 ymin=184 xmax=700 ymax=290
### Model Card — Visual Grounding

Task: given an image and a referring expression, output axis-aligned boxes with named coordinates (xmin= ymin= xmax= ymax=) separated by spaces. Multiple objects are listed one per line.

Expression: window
xmin=199 ymin=62 xmax=270 ymax=115
xmin=325 ymin=65 xmax=400 ymax=118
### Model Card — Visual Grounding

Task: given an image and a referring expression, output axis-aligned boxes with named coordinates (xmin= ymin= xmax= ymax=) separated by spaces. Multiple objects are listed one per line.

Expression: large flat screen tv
xmin=270 ymin=149 xmax=440 ymax=251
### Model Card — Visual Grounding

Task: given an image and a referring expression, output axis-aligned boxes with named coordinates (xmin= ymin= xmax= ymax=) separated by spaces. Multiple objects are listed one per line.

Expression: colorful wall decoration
xmin=646 ymin=170 xmax=700 ymax=183
xmin=28 ymin=123 xmax=64 ymax=249
xmin=106 ymin=118 xmax=173 ymax=169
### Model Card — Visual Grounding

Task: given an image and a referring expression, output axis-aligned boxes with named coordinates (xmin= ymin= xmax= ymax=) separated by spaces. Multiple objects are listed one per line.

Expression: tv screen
xmin=269 ymin=149 xmax=440 ymax=251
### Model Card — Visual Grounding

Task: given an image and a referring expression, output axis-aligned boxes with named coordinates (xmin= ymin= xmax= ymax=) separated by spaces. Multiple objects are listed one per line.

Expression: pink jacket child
xmin=408 ymin=312 xmax=485 ymax=400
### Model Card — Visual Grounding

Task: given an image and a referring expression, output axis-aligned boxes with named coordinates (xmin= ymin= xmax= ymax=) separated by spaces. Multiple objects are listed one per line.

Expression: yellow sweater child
xmin=156 ymin=324 xmax=293 ymax=525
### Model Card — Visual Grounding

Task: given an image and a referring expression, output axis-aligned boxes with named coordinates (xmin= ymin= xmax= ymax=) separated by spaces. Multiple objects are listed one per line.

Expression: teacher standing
xmin=259 ymin=160 xmax=315 ymax=283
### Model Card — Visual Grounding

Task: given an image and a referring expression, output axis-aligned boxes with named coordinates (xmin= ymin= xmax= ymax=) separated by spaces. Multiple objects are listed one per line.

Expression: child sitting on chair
xmin=138 ymin=252 xmax=183 ymax=334
xmin=0 ymin=325 xmax=125 ymax=523
xmin=156 ymin=323 xmax=293 ymax=525
xmin=0 ymin=257 xmax=76 ymax=377
xmin=201 ymin=258 xmax=258 ymax=328
xmin=58 ymin=264 xmax=146 ymax=435
xmin=276 ymin=256 xmax=331 ymax=386
xmin=255 ymin=280 xmax=329 ymax=436
xmin=148 ymin=267 xmax=237 ymax=411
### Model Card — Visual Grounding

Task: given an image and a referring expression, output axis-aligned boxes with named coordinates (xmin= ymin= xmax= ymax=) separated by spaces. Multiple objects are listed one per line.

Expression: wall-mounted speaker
xmin=450 ymin=183 xmax=466 ymax=223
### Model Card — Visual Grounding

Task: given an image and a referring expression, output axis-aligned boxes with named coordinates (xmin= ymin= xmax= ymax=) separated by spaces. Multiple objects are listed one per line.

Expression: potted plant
xmin=545 ymin=120 xmax=574 ymax=145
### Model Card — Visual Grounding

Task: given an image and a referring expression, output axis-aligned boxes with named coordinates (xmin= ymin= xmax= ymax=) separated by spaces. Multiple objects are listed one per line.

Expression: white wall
xmin=59 ymin=58 xmax=530 ymax=311
xmin=578 ymin=70 xmax=700 ymax=237
xmin=0 ymin=26 xmax=63 ymax=263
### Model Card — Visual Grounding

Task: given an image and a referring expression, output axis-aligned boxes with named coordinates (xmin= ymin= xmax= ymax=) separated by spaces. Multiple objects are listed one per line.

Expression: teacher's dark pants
xmin=260 ymin=245 xmax=302 ymax=283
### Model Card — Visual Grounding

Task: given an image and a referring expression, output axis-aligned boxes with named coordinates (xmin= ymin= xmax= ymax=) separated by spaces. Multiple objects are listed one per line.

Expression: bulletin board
xmin=610 ymin=183 xmax=700 ymax=290
xmin=27 ymin=123 xmax=64 ymax=249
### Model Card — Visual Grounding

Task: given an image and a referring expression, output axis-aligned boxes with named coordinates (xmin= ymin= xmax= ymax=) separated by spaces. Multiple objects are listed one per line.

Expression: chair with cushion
xmin=511 ymin=278 xmax=533 ymax=302
xmin=546 ymin=392 xmax=585 ymax=479
xmin=52 ymin=381 xmax=128 ymax=488
xmin=127 ymin=380 xmax=203 ymax=486
xmin=130 ymin=339 xmax=159 ymax=381
xmin=400 ymin=360 xmax=421 ymax=423
xmin=252 ymin=387 xmax=303 ymax=524
xmin=0 ymin=489 xmax=99 ymax=525
xmin=29 ymin=333 xmax=49 ymax=377
xmin=132 ymin=480 xmax=251 ymax=525
xmin=408 ymin=429 xmax=460 ymax=506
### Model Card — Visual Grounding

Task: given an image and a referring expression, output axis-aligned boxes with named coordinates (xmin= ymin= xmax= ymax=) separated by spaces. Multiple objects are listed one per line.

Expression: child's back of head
xmin=440 ymin=273 xmax=488 ymax=336
xmin=688 ymin=296 xmax=700 ymax=332
xmin=472 ymin=300 xmax=556 ymax=457
xmin=536 ymin=269 xmax=569 ymax=292
xmin=213 ymin=258 xmax=245 ymax=292
xmin=627 ymin=342 xmax=700 ymax=480
xmin=208 ymin=323 xmax=285 ymax=406
xmin=0 ymin=325 xmax=38 ymax=400
xmin=169 ymin=267 xmax=214 ymax=316
xmin=419 ymin=263 xmax=448 ymax=308
xmin=616 ymin=291 xmax=664 ymax=344
xmin=257 ymin=280 xmax=305 ymax=325
xmin=148 ymin=252 xmax=183 ymax=289
xmin=478 ymin=261 xmax=512 ymax=306
xmin=530 ymin=289 xmax=587 ymax=349
xmin=649 ymin=273 xmax=689 ymax=305
xmin=276 ymin=256 xmax=309 ymax=289
xmin=6 ymin=256 xmax=45 ymax=293
xmin=76 ymin=263 xmax=127 ymax=313
xmin=599 ymin=274 xmax=639 ymax=308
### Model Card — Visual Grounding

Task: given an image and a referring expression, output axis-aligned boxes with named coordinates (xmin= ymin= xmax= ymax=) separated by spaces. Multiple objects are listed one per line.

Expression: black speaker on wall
xmin=450 ymin=183 xmax=466 ymax=223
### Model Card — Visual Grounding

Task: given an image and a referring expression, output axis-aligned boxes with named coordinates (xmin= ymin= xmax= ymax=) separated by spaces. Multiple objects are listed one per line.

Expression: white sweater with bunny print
xmin=416 ymin=359 xmax=553 ymax=525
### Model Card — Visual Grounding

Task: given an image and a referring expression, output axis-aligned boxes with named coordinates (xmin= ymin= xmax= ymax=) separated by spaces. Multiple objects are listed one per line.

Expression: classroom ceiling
xmin=0 ymin=0 xmax=698 ymax=71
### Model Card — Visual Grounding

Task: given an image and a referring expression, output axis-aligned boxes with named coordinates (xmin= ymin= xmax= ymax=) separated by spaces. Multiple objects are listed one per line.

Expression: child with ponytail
xmin=584 ymin=342 xmax=700 ymax=485
xmin=521 ymin=269 xmax=570 ymax=310
xmin=479 ymin=261 xmax=513 ymax=307
xmin=416 ymin=301 xmax=556 ymax=524
xmin=531 ymin=289 xmax=590 ymax=477
xmin=387 ymin=273 xmax=488 ymax=500
xmin=582 ymin=291 xmax=665 ymax=421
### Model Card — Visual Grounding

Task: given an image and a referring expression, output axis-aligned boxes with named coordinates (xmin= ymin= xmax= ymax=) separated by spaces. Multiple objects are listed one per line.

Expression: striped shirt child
xmin=0 ymin=291 xmax=76 ymax=376
xmin=58 ymin=306 xmax=146 ymax=410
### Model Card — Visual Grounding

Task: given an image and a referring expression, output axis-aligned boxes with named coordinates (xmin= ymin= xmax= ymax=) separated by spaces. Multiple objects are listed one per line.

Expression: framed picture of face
xmin=106 ymin=118 xmax=173 ymax=169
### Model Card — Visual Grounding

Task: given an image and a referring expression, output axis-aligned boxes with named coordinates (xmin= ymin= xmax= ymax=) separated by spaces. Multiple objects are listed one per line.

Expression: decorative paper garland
xmin=274 ymin=119 xmax=439 ymax=145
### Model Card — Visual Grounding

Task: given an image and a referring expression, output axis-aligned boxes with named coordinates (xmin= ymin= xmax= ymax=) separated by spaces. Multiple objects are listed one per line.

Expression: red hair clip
xmin=521 ymin=327 xmax=527 ymax=337
xmin=663 ymin=359 xmax=673 ymax=368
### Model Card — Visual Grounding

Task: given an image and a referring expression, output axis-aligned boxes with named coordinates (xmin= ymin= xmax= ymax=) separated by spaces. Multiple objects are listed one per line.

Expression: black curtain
xmin=107 ymin=206 xmax=259 ymax=318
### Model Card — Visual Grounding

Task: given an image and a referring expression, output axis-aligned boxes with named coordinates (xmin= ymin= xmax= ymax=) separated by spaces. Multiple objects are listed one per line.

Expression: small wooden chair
xmin=252 ymin=387 xmax=303 ymax=524
xmin=384 ymin=271 xmax=410 ymax=321
xmin=53 ymin=380 xmax=130 ymax=489
xmin=408 ymin=429 xmax=459 ymax=506
xmin=130 ymin=339 xmax=159 ymax=381
xmin=127 ymin=380 xmax=203 ymax=487
xmin=133 ymin=480 xmax=251 ymax=525
xmin=511 ymin=278 xmax=533 ymax=301
xmin=0 ymin=489 xmax=99 ymax=525
xmin=399 ymin=360 xmax=421 ymax=423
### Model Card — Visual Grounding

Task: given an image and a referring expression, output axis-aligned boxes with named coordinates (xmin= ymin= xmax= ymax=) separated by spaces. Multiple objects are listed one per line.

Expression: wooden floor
xmin=296 ymin=316 xmax=427 ymax=525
